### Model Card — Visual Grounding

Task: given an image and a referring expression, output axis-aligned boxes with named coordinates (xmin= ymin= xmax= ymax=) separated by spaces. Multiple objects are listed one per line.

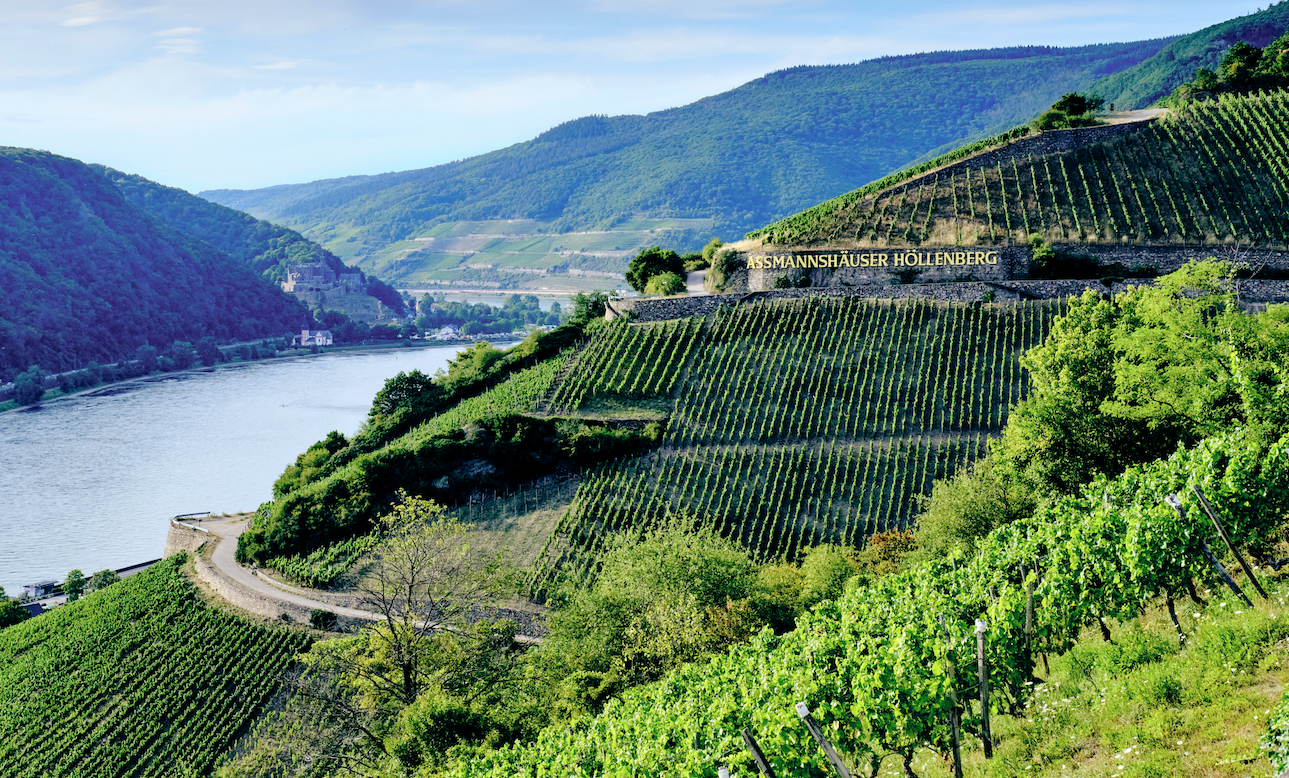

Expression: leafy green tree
xmin=536 ymin=522 xmax=761 ymax=704
xmin=88 ymin=569 xmax=120 ymax=593
xmin=369 ymin=369 xmax=445 ymax=422
xmin=12 ymin=364 xmax=45 ymax=405
xmin=0 ymin=587 xmax=29 ymax=629
xmin=701 ymin=238 xmax=724 ymax=264
xmin=136 ymin=344 xmax=159 ymax=373
xmin=643 ymin=271 xmax=685 ymax=296
xmin=625 ymin=246 xmax=683 ymax=293
xmin=64 ymin=569 xmax=86 ymax=601
xmin=796 ymin=544 xmax=857 ymax=610
xmin=168 ymin=341 xmax=196 ymax=370
xmin=569 ymin=291 xmax=614 ymax=323
xmin=196 ymin=337 xmax=221 ymax=367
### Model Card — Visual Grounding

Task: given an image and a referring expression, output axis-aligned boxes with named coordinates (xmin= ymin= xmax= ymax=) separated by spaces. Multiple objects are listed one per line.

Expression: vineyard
xmin=530 ymin=296 xmax=1062 ymax=594
xmin=547 ymin=317 xmax=703 ymax=411
xmin=0 ymin=555 xmax=309 ymax=778
xmin=457 ymin=430 xmax=1289 ymax=778
xmin=749 ymin=91 xmax=1289 ymax=247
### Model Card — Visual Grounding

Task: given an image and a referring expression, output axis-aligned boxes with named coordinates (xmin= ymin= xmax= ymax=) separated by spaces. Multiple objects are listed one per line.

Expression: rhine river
xmin=0 ymin=344 xmax=482 ymax=594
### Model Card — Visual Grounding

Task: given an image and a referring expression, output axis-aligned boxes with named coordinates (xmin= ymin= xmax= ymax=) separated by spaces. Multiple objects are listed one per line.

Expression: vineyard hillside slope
xmin=748 ymin=91 xmax=1289 ymax=250
xmin=0 ymin=555 xmax=310 ymax=778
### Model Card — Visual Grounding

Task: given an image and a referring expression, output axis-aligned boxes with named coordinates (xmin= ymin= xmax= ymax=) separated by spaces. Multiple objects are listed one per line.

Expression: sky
xmin=0 ymin=1 xmax=1270 ymax=193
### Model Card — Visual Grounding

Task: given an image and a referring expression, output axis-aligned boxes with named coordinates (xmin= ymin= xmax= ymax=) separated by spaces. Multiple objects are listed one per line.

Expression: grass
xmin=873 ymin=578 xmax=1289 ymax=777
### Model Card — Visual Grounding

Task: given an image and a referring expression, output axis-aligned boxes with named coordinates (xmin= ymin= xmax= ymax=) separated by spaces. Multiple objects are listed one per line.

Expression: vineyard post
xmin=742 ymin=728 xmax=777 ymax=778
xmin=1025 ymin=569 xmax=1035 ymax=677
xmin=1191 ymin=484 xmax=1268 ymax=600
xmin=975 ymin=619 xmax=993 ymax=758
xmin=940 ymin=615 xmax=964 ymax=778
xmin=1165 ymin=495 xmax=1254 ymax=608
xmin=795 ymin=702 xmax=853 ymax=778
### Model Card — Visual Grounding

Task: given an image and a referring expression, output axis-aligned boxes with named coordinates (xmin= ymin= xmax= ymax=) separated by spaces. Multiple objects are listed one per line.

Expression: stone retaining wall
xmin=739 ymin=245 xmax=1289 ymax=292
xmin=164 ymin=521 xmax=210 ymax=558
xmin=190 ymin=551 xmax=369 ymax=630
xmin=608 ymin=279 xmax=1289 ymax=321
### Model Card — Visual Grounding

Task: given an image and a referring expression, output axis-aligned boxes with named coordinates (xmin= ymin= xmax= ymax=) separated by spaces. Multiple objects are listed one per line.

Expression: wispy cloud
xmin=254 ymin=61 xmax=300 ymax=70
xmin=60 ymin=16 xmax=100 ymax=27
xmin=154 ymin=27 xmax=203 ymax=37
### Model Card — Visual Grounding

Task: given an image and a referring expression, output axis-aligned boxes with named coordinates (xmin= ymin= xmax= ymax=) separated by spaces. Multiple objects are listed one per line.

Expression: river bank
xmin=0 ymin=343 xmax=476 ymax=593
xmin=0 ymin=335 xmax=521 ymax=417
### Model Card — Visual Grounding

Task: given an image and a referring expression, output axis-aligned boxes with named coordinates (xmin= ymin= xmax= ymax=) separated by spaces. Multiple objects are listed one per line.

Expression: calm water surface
xmin=0 ymin=345 xmax=477 ymax=593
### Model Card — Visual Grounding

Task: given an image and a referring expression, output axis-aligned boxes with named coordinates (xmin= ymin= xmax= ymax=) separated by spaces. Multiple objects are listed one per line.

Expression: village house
xmin=295 ymin=329 xmax=334 ymax=347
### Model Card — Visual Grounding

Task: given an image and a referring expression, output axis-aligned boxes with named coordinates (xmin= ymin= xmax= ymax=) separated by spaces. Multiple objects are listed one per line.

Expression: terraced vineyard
xmin=750 ymin=91 xmax=1289 ymax=247
xmin=0 ymin=555 xmax=309 ymax=778
xmin=530 ymin=297 xmax=1062 ymax=594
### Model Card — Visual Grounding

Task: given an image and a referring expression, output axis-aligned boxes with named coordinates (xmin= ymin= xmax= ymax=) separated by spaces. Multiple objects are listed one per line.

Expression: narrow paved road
xmin=191 ymin=517 xmax=541 ymax=642
xmin=687 ymin=269 xmax=708 ymax=296
xmin=199 ymin=517 xmax=389 ymax=622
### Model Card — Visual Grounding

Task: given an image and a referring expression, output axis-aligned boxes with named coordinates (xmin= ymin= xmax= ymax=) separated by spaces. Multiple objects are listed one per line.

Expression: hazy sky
xmin=0 ymin=1 xmax=1267 ymax=193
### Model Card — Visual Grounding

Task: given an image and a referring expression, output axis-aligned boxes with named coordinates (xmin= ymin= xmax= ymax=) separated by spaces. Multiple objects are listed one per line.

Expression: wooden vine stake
xmin=741 ymin=728 xmax=777 ymax=778
xmin=1192 ymin=484 xmax=1268 ymax=600
xmin=795 ymin=702 xmax=852 ymax=778
xmin=940 ymin=615 xmax=964 ymax=778
xmin=1165 ymin=495 xmax=1254 ymax=608
xmin=976 ymin=619 xmax=993 ymax=759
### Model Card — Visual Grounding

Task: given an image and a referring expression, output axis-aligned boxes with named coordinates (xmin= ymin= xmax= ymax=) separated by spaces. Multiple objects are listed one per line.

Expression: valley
xmin=7 ymin=4 xmax=1289 ymax=778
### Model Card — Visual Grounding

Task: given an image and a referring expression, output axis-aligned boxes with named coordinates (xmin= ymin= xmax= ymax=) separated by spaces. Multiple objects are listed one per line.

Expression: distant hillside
xmin=201 ymin=40 xmax=1171 ymax=286
xmin=1091 ymin=1 xmax=1289 ymax=109
xmin=0 ymin=147 xmax=307 ymax=379
xmin=748 ymin=90 xmax=1289 ymax=248
xmin=93 ymin=167 xmax=406 ymax=315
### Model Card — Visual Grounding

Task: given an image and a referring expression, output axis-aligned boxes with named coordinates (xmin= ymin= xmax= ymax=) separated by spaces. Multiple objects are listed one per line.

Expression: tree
xmin=644 ymin=271 xmax=685 ymax=296
xmin=88 ymin=569 xmax=120 ymax=593
xmin=625 ymin=246 xmax=684 ymax=293
xmin=272 ymin=491 xmax=515 ymax=774
xmin=196 ymin=337 xmax=222 ymax=367
xmin=0 ymin=586 xmax=29 ymax=629
xmin=12 ymin=364 xmax=45 ymax=405
xmin=701 ymin=238 xmax=724 ymax=264
xmin=136 ymin=344 xmax=159 ymax=373
xmin=358 ymin=491 xmax=511 ymax=705
xmin=168 ymin=341 xmax=196 ymax=370
xmin=569 ymin=291 xmax=614 ymax=323
xmin=368 ymin=370 xmax=445 ymax=422
xmin=64 ymin=569 xmax=86 ymax=601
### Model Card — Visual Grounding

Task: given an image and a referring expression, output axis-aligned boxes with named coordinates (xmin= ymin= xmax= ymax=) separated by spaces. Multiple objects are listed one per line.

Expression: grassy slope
xmin=0 ymin=555 xmax=310 ymax=778
xmin=200 ymin=41 xmax=1169 ymax=283
xmin=749 ymin=90 xmax=1289 ymax=248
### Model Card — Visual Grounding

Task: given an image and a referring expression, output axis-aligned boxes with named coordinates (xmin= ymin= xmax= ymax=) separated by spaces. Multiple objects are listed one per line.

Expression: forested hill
xmin=93 ymin=166 xmax=352 ymax=286
xmin=1090 ymin=1 xmax=1289 ymax=110
xmin=201 ymin=39 xmax=1171 ymax=259
xmin=0 ymin=147 xmax=307 ymax=379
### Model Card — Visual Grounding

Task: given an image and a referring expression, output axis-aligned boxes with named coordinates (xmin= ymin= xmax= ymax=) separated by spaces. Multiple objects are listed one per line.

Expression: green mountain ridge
xmin=0 ymin=147 xmax=308 ymax=379
xmin=93 ymin=167 xmax=407 ymax=316
xmin=199 ymin=40 xmax=1174 ymax=287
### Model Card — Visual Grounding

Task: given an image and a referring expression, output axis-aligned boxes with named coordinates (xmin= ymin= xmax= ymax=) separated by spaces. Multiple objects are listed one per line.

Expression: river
xmin=0 ymin=344 xmax=480 ymax=594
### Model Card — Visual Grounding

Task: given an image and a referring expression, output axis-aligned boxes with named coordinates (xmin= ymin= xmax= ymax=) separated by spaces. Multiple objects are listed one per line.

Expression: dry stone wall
xmin=609 ymin=278 xmax=1289 ymax=322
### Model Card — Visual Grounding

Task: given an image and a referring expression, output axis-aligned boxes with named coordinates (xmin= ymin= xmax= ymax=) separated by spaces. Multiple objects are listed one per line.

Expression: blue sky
xmin=0 ymin=1 xmax=1268 ymax=192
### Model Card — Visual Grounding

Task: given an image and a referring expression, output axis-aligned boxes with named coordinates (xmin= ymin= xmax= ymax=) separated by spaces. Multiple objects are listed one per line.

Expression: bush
xmin=625 ymin=247 xmax=684 ymax=293
xmin=12 ymin=365 xmax=45 ymax=405
xmin=705 ymin=247 xmax=744 ymax=293
xmin=644 ymin=271 xmax=685 ymax=296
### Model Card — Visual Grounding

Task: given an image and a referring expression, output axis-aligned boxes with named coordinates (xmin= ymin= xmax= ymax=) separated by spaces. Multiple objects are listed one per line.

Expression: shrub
xmin=644 ymin=271 xmax=685 ymax=296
